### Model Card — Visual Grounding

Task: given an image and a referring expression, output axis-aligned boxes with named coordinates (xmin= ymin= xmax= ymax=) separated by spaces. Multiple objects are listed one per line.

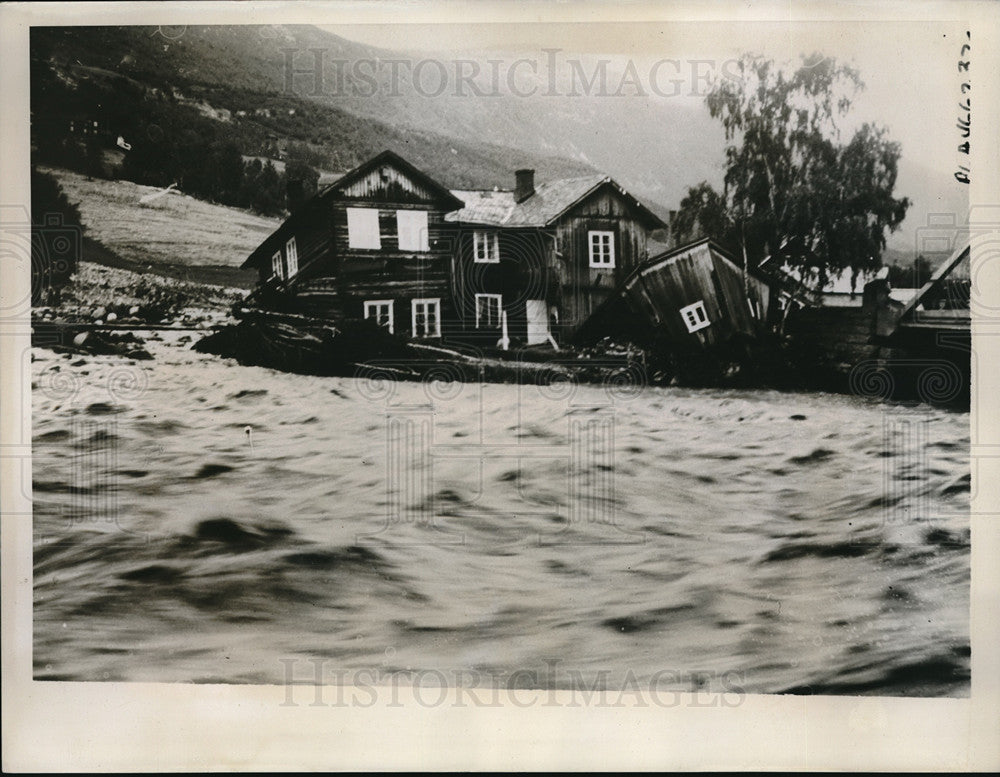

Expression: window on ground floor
xmin=475 ymin=293 xmax=503 ymax=329
xmin=363 ymin=299 xmax=395 ymax=333
xmin=411 ymin=298 xmax=441 ymax=338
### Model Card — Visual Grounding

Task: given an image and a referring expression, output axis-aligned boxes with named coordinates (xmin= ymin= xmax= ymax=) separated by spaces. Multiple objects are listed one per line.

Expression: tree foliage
xmin=676 ymin=53 xmax=910 ymax=284
xmin=31 ymin=167 xmax=83 ymax=302
xmin=671 ymin=181 xmax=731 ymax=247
xmin=284 ymin=141 xmax=322 ymax=208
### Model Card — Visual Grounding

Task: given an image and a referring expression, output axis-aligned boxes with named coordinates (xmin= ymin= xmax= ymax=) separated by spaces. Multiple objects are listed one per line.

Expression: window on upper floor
xmin=271 ymin=250 xmax=284 ymax=280
xmin=396 ymin=210 xmax=430 ymax=252
xmin=473 ymin=231 xmax=500 ymax=263
xmin=588 ymin=230 xmax=615 ymax=268
xmin=347 ymin=207 xmax=382 ymax=249
xmin=285 ymin=237 xmax=299 ymax=277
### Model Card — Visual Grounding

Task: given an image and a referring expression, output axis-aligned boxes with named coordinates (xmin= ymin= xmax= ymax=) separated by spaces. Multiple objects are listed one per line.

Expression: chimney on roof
xmin=286 ymin=176 xmax=305 ymax=213
xmin=514 ymin=168 xmax=535 ymax=203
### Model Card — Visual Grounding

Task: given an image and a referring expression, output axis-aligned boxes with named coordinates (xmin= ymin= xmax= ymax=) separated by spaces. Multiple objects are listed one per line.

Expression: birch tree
xmin=677 ymin=53 xmax=910 ymax=288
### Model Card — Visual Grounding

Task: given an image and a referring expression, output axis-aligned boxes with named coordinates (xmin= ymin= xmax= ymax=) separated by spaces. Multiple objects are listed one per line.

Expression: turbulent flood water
xmin=31 ymin=333 xmax=971 ymax=696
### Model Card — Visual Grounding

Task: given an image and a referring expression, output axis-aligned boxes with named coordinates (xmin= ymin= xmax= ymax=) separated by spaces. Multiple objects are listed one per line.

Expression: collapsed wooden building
xmin=575 ymin=238 xmax=776 ymax=355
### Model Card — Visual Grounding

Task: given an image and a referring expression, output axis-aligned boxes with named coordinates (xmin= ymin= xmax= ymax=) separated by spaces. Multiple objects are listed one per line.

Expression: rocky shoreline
xmin=32 ymin=261 xmax=242 ymax=360
xmin=35 ymin=261 xmax=243 ymax=327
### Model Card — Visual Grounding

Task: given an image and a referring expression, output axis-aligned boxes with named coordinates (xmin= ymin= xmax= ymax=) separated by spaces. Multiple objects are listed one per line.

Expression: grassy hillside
xmin=30 ymin=26 xmax=599 ymax=191
xmin=44 ymin=167 xmax=278 ymax=287
xmin=29 ymin=25 xmax=713 ymax=211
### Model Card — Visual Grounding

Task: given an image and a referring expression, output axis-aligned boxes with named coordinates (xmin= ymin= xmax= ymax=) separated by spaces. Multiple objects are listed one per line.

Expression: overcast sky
xmin=323 ymin=20 xmax=967 ymax=182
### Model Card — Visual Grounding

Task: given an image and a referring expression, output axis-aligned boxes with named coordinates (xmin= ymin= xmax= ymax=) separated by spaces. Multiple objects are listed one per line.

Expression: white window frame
xmin=680 ymin=300 xmax=711 ymax=333
xmin=474 ymin=293 xmax=503 ymax=329
xmin=363 ymin=299 xmax=395 ymax=333
xmin=473 ymin=231 xmax=500 ymax=263
xmin=346 ymin=207 xmax=382 ymax=250
xmin=271 ymin=250 xmax=284 ymax=280
xmin=396 ymin=210 xmax=430 ymax=252
xmin=411 ymin=298 xmax=442 ymax=338
xmin=285 ymin=237 xmax=299 ymax=277
xmin=588 ymin=230 xmax=615 ymax=268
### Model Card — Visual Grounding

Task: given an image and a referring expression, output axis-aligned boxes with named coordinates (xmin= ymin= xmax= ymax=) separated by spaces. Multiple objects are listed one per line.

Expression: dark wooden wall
xmin=555 ymin=186 xmax=651 ymax=336
xmin=259 ymin=161 xmax=459 ymax=337
xmin=621 ymin=243 xmax=768 ymax=349
xmin=291 ymin=200 xmax=454 ymax=337
xmin=449 ymin=229 xmax=551 ymax=344
xmin=783 ymin=305 xmax=880 ymax=373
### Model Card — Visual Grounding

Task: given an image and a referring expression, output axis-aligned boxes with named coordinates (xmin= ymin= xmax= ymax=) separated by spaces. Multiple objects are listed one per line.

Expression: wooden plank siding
xmin=449 ymin=229 xmax=552 ymax=345
xmin=448 ymin=183 xmax=658 ymax=346
xmin=783 ymin=305 xmax=882 ymax=373
xmin=292 ymin=201 xmax=455 ymax=337
xmin=619 ymin=241 xmax=769 ymax=350
xmin=242 ymin=152 xmax=463 ymax=339
xmin=554 ymin=187 xmax=652 ymax=335
xmin=338 ymin=165 xmax=447 ymax=204
xmin=249 ymin=200 xmax=330 ymax=288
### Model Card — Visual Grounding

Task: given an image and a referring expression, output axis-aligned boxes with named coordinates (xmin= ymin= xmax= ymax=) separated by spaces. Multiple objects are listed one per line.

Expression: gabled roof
xmin=241 ymin=149 xmax=462 ymax=269
xmin=645 ymin=236 xmax=737 ymax=268
xmin=241 ymin=152 xmax=666 ymax=271
xmin=629 ymin=237 xmax=771 ymax=286
xmin=446 ymin=175 xmax=665 ymax=229
xmin=638 ymin=236 xmax=717 ymax=274
xmin=447 ymin=189 xmax=518 ymax=226
xmin=318 ymin=149 xmax=464 ymax=210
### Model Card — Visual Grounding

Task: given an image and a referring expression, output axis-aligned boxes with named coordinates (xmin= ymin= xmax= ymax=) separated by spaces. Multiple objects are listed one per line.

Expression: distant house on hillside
xmin=261 ymin=134 xmax=288 ymax=160
xmin=68 ymin=117 xmax=104 ymax=137
xmin=240 ymin=150 xmax=666 ymax=348
xmin=446 ymin=169 xmax=666 ymax=346
xmin=241 ymin=150 xmax=463 ymax=338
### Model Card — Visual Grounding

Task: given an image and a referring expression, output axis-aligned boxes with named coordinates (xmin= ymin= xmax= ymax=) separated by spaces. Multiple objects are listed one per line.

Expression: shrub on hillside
xmin=31 ymin=167 xmax=83 ymax=305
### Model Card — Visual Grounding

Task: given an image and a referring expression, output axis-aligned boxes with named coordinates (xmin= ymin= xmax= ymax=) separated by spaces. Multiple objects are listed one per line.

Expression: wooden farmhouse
xmin=241 ymin=150 xmax=463 ymax=339
xmin=446 ymin=169 xmax=667 ymax=347
xmin=241 ymin=150 xmax=667 ymax=349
